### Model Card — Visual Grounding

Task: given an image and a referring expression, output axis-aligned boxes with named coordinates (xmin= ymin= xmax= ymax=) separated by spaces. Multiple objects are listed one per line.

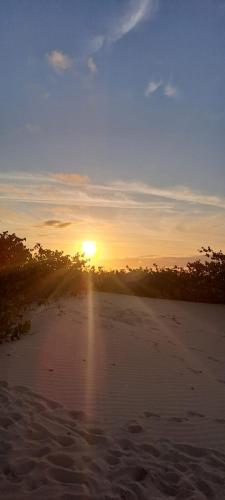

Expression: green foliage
xmin=0 ymin=231 xmax=225 ymax=345
xmin=0 ymin=231 xmax=31 ymax=270
xmin=0 ymin=292 xmax=31 ymax=343
xmin=93 ymin=246 xmax=225 ymax=304
xmin=0 ymin=233 xmax=87 ymax=343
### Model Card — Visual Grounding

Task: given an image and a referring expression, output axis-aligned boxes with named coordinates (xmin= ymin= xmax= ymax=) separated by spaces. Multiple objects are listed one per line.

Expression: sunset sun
xmin=82 ymin=240 xmax=97 ymax=259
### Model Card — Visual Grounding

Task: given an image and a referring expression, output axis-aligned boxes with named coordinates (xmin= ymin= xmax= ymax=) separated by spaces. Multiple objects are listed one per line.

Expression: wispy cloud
xmin=145 ymin=80 xmax=162 ymax=96
xmin=47 ymin=50 xmax=73 ymax=72
xmin=90 ymin=35 xmax=105 ymax=54
xmin=43 ymin=220 xmax=61 ymax=226
xmin=1 ymin=172 xmax=224 ymax=261
xmin=87 ymin=56 xmax=97 ymax=74
xmin=1 ymin=172 xmax=225 ymax=259
xmin=90 ymin=0 xmax=158 ymax=53
xmin=1 ymin=172 xmax=225 ymax=211
xmin=163 ymin=83 xmax=179 ymax=98
xmin=42 ymin=220 xmax=72 ymax=228
xmin=145 ymin=80 xmax=180 ymax=99
xmin=51 ymin=173 xmax=90 ymax=185
xmin=110 ymin=0 xmax=158 ymax=43
xmin=109 ymin=181 xmax=225 ymax=209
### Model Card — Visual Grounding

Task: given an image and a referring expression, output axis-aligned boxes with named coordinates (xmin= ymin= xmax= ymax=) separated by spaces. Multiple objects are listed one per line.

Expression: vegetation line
xmin=1 ymin=231 xmax=225 ymax=343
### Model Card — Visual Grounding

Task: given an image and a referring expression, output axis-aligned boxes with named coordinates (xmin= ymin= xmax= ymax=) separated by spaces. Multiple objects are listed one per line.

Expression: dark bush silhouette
xmin=92 ymin=246 xmax=225 ymax=304
xmin=0 ymin=231 xmax=225 ymax=344
xmin=0 ymin=233 xmax=87 ymax=342
xmin=0 ymin=231 xmax=31 ymax=270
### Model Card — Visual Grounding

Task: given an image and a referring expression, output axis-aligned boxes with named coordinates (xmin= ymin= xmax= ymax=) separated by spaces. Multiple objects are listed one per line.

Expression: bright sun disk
xmin=82 ymin=240 xmax=96 ymax=258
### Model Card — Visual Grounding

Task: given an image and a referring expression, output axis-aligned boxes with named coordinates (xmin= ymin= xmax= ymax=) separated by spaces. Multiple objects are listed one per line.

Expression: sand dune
xmin=0 ymin=381 xmax=225 ymax=499
xmin=0 ymin=292 xmax=225 ymax=498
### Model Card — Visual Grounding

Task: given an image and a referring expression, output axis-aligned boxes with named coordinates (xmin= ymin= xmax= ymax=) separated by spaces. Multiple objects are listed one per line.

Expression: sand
xmin=0 ymin=292 xmax=225 ymax=498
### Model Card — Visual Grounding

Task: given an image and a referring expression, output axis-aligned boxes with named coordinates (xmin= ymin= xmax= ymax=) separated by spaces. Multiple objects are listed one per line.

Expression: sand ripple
xmin=0 ymin=381 xmax=225 ymax=499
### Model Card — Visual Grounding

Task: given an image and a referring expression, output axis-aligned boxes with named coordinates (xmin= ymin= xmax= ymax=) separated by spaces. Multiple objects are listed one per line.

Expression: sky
xmin=0 ymin=0 xmax=225 ymax=267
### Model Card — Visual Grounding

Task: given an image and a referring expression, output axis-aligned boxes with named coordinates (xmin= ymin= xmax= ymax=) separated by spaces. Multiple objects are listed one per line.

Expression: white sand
xmin=0 ymin=292 xmax=225 ymax=498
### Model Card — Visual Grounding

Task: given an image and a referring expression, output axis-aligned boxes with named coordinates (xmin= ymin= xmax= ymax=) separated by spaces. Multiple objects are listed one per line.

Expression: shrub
xmin=0 ymin=233 xmax=87 ymax=342
xmin=0 ymin=231 xmax=225 ymax=344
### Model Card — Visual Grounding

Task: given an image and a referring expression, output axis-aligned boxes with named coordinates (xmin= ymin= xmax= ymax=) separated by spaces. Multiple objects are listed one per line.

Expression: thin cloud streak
xmin=42 ymin=220 xmax=72 ymax=228
xmin=110 ymin=0 xmax=158 ymax=43
xmin=108 ymin=181 xmax=225 ymax=209
xmin=90 ymin=0 xmax=158 ymax=53
xmin=51 ymin=173 xmax=90 ymax=184
xmin=1 ymin=173 xmax=225 ymax=210
xmin=0 ymin=192 xmax=175 ymax=211
xmin=145 ymin=80 xmax=162 ymax=96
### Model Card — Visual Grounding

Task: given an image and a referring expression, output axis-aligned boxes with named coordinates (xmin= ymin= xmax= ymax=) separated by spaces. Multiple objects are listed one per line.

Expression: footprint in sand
xmin=0 ymin=381 xmax=9 ymax=389
xmin=118 ymin=437 xmax=136 ymax=451
xmin=217 ymin=379 xmax=225 ymax=385
xmin=174 ymin=443 xmax=209 ymax=458
xmin=105 ymin=454 xmax=120 ymax=466
xmin=127 ymin=423 xmax=143 ymax=434
xmin=133 ymin=466 xmax=148 ymax=482
xmin=111 ymin=463 xmax=148 ymax=483
xmin=144 ymin=411 xmax=161 ymax=419
xmin=47 ymin=453 xmax=74 ymax=468
xmin=48 ymin=466 xmax=89 ymax=485
xmin=31 ymin=446 xmax=51 ymax=458
xmin=171 ymin=354 xmax=184 ymax=362
xmin=172 ymin=316 xmax=181 ymax=325
xmin=108 ymin=448 xmax=123 ymax=458
xmin=152 ymin=341 xmax=159 ymax=349
xmin=4 ymin=459 xmax=37 ymax=478
xmin=187 ymin=411 xmax=205 ymax=418
xmin=69 ymin=410 xmax=87 ymax=422
xmin=0 ymin=416 xmax=14 ymax=428
xmin=167 ymin=417 xmax=188 ymax=423
xmin=56 ymin=435 xmax=76 ymax=447
xmin=190 ymin=347 xmax=203 ymax=353
xmin=140 ymin=443 xmax=161 ymax=457
xmin=78 ymin=429 xmax=108 ymax=446
xmin=168 ymin=340 xmax=176 ymax=346
xmin=188 ymin=367 xmax=203 ymax=375
xmin=208 ymin=356 xmax=220 ymax=363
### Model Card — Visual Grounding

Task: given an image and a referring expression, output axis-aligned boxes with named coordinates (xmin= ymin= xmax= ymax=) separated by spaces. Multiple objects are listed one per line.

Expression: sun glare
xmin=82 ymin=240 xmax=97 ymax=259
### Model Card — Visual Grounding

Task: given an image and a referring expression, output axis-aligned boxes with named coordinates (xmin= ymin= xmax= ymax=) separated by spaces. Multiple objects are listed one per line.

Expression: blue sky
xmin=0 ymin=0 xmax=225 ymax=264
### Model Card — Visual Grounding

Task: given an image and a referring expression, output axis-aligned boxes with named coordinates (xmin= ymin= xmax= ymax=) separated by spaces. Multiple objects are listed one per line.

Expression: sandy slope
xmin=0 ymin=380 xmax=225 ymax=499
xmin=0 ymin=292 xmax=225 ymax=498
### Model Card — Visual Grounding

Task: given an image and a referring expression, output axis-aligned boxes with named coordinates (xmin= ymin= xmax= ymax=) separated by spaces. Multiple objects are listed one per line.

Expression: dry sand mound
xmin=0 ymin=381 xmax=225 ymax=500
